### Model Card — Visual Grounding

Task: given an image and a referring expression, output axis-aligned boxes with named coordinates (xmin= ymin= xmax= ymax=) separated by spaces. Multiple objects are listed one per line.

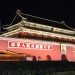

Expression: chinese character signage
xmin=8 ymin=41 xmax=53 ymax=50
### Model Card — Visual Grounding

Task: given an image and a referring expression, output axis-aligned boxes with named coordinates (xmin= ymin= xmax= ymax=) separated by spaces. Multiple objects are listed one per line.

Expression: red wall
xmin=0 ymin=37 xmax=75 ymax=61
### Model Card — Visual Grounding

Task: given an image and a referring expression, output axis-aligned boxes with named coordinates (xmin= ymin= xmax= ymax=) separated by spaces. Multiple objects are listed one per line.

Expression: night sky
xmin=0 ymin=1 xmax=75 ymax=29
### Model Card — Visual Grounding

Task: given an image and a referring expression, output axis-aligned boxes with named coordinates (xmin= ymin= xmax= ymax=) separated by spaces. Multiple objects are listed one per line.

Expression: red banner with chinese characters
xmin=8 ymin=41 xmax=53 ymax=50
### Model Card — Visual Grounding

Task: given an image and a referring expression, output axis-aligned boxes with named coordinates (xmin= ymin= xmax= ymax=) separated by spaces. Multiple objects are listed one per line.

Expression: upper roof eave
xmin=18 ymin=11 xmax=75 ymax=31
xmin=2 ymin=10 xmax=75 ymax=32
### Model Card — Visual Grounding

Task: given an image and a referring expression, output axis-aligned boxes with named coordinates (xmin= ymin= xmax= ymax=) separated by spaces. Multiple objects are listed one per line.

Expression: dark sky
xmin=0 ymin=0 xmax=75 ymax=28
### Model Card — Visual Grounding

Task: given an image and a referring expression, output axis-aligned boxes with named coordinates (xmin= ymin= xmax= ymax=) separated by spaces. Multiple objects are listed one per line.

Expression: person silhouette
xmin=37 ymin=56 xmax=41 ymax=61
